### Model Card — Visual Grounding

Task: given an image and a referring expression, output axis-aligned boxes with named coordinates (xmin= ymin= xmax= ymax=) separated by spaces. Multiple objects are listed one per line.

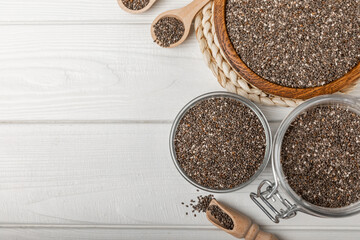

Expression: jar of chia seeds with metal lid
xmin=251 ymin=95 xmax=360 ymax=223
xmin=169 ymin=92 xmax=272 ymax=193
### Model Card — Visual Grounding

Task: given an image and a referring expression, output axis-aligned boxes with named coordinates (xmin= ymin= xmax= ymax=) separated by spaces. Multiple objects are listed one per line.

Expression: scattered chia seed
xmin=174 ymin=97 xmax=266 ymax=190
xmin=121 ymin=0 xmax=149 ymax=10
xmin=225 ymin=0 xmax=360 ymax=88
xmin=183 ymin=194 xmax=215 ymax=216
xmin=193 ymin=195 xmax=215 ymax=213
xmin=208 ymin=205 xmax=234 ymax=230
xmin=153 ymin=17 xmax=185 ymax=47
xmin=281 ymin=105 xmax=360 ymax=208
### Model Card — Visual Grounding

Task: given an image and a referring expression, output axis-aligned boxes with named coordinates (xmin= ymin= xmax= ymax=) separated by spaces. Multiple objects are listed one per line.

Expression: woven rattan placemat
xmin=194 ymin=1 xmax=357 ymax=107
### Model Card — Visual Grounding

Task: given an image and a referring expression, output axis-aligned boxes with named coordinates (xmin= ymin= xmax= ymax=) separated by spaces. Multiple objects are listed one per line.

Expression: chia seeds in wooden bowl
xmin=170 ymin=92 xmax=272 ymax=193
xmin=225 ymin=0 xmax=360 ymax=88
xmin=270 ymin=95 xmax=360 ymax=219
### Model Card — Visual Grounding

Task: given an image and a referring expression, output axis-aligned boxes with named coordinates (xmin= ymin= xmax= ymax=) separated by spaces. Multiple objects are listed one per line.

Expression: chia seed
xmin=281 ymin=105 xmax=360 ymax=208
xmin=153 ymin=17 xmax=185 ymax=48
xmin=192 ymin=195 xmax=215 ymax=213
xmin=208 ymin=205 xmax=234 ymax=230
xmin=121 ymin=0 xmax=150 ymax=10
xmin=183 ymin=194 xmax=215 ymax=216
xmin=225 ymin=0 xmax=360 ymax=88
xmin=174 ymin=97 xmax=266 ymax=190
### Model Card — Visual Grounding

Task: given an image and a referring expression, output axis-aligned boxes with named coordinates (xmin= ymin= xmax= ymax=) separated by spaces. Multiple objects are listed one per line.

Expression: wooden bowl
xmin=213 ymin=0 xmax=360 ymax=99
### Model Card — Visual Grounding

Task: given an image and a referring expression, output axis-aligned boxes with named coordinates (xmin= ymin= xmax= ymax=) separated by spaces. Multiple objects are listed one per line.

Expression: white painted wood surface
xmin=0 ymin=0 xmax=359 ymax=239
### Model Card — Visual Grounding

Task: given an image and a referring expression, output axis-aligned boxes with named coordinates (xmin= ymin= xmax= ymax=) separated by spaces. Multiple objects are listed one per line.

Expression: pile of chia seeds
xmin=281 ymin=105 xmax=360 ymax=208
xmin=174 ymin=97 xmax=266 ymax=190
xmin=122 ymin=0 xmax=150 ymax=10
xmin=153 ymin=17 xmax=185 ymax=47
xmin=225 ymin=0 xmax=360 ymax=88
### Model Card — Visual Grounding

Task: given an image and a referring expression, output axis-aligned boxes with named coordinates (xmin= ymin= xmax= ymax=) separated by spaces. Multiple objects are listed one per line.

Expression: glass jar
xmin=169 ymin=91 xmax=272 ymax=193
xmin=251 ymin=95 xmax=360 ymax=223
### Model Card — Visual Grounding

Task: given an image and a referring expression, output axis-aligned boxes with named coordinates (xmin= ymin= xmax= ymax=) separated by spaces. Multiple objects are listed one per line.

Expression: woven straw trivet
xmin=194 ymin=1 xmax=358 ymax=107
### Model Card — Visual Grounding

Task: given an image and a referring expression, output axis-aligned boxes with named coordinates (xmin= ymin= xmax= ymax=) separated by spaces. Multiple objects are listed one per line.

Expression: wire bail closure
xmin=250 ymin=180 xmax=298 ymax=223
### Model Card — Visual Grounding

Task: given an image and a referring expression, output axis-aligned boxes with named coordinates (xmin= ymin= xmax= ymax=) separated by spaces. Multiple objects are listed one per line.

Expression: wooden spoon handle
xmin=255 ymin=230 xmax=279 ymax=240
xmin=231 ymin=210 xmax=278 ymax=240
xmin=244 ymin=222 xmax=278 ymax=240
xmin=178 ymin=0 xmax=210 ymax=26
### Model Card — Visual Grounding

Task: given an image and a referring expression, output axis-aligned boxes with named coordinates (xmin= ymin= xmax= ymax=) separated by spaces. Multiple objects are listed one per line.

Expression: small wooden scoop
xmin=206 ymin=199 xmax=279 ymax=240
xmin=150 ymin=0 xmax=210 ymax=48
xmin=117 ymin=0 xmax=157 ymax=14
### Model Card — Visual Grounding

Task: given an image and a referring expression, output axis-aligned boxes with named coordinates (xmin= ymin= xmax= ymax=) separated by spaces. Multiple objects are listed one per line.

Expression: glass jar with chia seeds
xmin=251 ymin=95 xmax=360 ymax=223
xmin=170 ymin=92 xmax=272 ymax=193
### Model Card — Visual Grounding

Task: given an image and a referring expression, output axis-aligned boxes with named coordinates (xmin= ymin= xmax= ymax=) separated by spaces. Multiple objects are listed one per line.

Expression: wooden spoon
xmin=151 ymin=0 xmax=210 ymax=48
xmin=206 ymin=199 xmax=279 ymax=240
xmin=117 ymin=0 xmax=157 ymax=14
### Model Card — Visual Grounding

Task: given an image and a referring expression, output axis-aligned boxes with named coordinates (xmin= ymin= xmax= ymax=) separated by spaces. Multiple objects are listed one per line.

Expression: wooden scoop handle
xmin=244 ymin=223 xmax=278 ymax=240
xmin=206 ymin=199 xmax=278 ymax=240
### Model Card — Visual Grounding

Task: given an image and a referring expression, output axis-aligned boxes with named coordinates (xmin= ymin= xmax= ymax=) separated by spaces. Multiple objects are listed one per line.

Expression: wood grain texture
xmin=0 ymin=0 xmax=191 ymax=23
xmin=0 ymin=24 xmax=296 ymax=122
xmin=0 ymin=122 xmax=359 ymax=229
xmin=1 ymin=227 xmax=360 ymax=240
xmin=213 ymin=0 xmax=360 ymax=99
xmin=0 ymin=227 xmax=360 ymax=240
xmin=0 ymin=0 xmax=359 ymax=239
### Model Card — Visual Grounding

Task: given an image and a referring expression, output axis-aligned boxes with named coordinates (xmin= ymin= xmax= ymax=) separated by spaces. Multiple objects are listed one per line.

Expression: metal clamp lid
xmin=250 ymin=180 xmax=298 ymax=223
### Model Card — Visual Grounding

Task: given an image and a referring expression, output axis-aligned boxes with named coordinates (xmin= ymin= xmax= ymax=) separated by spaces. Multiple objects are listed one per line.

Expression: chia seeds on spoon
xmin=225 ymin=0 xmax=360 ymax=88
xmin=121 ymin=0 xmax=150 ymax=10
xmin=281 ymin=105 xmax=360 ymax=208
xmin=174 ymin=97 xmax=266 ymax=190
xmin=153 ymin=17 xmax=185 ymax=47
xmin=208 ymin=205 xmax=234 ymax=230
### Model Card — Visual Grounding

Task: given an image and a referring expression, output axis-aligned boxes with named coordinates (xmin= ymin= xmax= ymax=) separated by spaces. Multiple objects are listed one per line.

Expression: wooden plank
xmin=0 ymin=24 xmax=303 ymax=122
xmin=0 ymin=122 xmax=359 ymax=231
xmin=0 ymin=226 xmax=359 ymax=240
xmin=0 ymin=0 xmax=190 ymax=24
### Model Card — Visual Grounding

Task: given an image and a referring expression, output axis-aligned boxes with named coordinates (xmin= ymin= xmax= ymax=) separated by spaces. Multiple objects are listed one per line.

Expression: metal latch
xmin=250 ymin=180 xmax=298 ymax=223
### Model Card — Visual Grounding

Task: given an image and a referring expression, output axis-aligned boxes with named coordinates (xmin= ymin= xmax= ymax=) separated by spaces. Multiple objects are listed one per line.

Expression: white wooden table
xmin=0 ymin=1 xmax=359 ymax=239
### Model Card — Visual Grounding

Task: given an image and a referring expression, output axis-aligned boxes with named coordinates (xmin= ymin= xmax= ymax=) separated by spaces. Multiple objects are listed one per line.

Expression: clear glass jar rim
xmin=272 ymin=94 xmax=360 ymax=217
xmin=169 ymin=91 xmax=272 ymax=193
